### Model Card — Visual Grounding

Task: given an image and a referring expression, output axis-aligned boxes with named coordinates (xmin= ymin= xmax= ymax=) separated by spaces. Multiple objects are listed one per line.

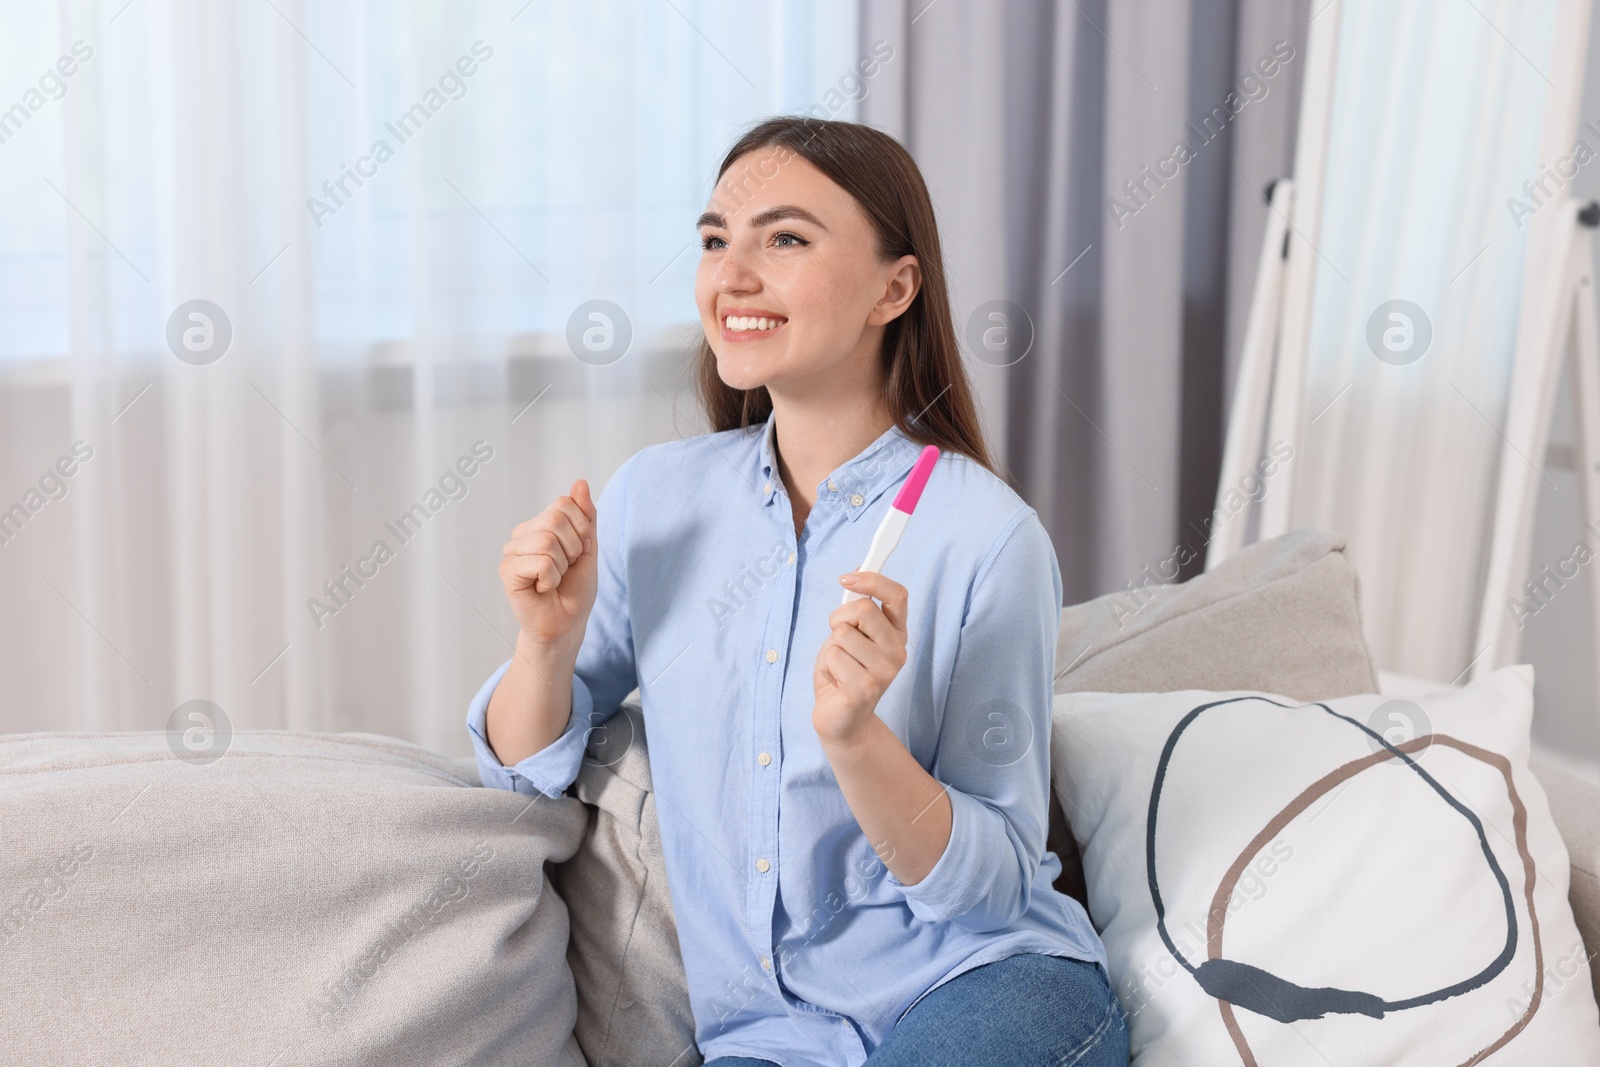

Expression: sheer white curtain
xmin=1288 ymin=0 xmax=1556 ymax=683
xmin=0 ymin=0 xmax=862 ymax=754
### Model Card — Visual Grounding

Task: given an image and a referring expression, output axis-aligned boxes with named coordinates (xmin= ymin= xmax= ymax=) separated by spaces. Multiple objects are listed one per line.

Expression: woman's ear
xmin=867 ymin=255 xmax=921 ymax=326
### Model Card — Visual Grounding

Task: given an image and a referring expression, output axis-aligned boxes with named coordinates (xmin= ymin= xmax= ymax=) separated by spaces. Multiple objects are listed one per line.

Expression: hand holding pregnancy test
xmin=841 ymin=445 xmax=940 ymax=604
xmin=817 ymin=445 xmax=940 ymax=745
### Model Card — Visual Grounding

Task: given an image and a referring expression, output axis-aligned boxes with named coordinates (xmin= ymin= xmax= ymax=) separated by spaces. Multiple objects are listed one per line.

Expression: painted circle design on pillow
xmin=1145 ymin=695 xmax=1541 ymax=1062
xmin=1207 ymin=732 xmax=1544 ymax=1066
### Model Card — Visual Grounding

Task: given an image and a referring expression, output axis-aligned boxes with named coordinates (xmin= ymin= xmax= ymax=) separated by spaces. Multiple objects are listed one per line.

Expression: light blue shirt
xmin=465 ymin=409 xmax=1109 ymax=1066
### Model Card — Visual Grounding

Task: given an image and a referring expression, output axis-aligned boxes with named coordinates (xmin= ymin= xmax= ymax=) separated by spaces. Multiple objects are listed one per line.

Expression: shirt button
xmin=827 ymin=479 xmax=837 ymax=491
xmin=760 ymin=956 xmax=772 ymax=971
xmin=758 ymin=751 xmax=772 ymax=766
xmin=764 ymin=481 xmax=772 ymax=494
xmin=756 ymin=858 xmax=770 ymax=872
xmin=765 ymin=649 xmax=778 ymax=663
xmin=787 ymin=552 xmax=795 ymax=564
xmin=850 ymin=493 xmax=864 ymax=507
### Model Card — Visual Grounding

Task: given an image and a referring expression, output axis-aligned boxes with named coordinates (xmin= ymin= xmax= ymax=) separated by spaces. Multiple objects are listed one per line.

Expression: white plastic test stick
xmin=842 ymin=445 xmax=941 ymax=604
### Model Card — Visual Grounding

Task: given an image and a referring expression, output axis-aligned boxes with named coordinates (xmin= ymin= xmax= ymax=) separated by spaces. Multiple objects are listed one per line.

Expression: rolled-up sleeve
xmin=884 ymin=506 xmax=1063 ymax=932
xmin=465 ymin=451 xmax=642 ymax=799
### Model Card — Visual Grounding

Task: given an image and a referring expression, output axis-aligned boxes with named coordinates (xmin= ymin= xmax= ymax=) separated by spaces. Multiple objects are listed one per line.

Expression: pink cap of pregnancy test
xmin=891 ymin=445 xmax=941 ymax=513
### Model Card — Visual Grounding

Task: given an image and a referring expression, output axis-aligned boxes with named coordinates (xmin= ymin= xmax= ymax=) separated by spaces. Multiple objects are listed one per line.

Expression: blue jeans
xmin=703 ymin=951 xmax=1129 ymax=1066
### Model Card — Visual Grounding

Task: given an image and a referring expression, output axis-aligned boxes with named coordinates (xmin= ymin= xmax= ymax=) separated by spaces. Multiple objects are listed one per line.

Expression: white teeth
xmin=725 ymin=315 xmax=785 ymax=332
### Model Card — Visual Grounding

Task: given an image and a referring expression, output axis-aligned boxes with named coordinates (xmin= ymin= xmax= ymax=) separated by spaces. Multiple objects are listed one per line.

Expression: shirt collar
xmin=756 ymin=408 xmax=923 ymax=522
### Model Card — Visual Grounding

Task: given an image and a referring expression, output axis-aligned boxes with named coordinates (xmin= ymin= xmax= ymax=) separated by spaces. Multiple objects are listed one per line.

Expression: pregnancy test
xmin=842 ymin=444 xmax=941 ymax=604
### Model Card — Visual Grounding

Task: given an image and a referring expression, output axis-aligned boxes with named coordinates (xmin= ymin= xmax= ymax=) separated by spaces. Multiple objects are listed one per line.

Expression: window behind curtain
xmin=0 ymin=0 xmax=866 ymax=367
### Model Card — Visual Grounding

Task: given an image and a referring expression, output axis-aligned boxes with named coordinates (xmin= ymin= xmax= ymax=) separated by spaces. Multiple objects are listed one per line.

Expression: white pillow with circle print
xmin=1049 ymin=664 xmax=1600 ymax=1065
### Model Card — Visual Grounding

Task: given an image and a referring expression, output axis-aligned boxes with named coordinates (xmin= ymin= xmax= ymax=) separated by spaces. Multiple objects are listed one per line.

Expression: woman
xmin=466 ymin=116 xmax=1127 ymax=1067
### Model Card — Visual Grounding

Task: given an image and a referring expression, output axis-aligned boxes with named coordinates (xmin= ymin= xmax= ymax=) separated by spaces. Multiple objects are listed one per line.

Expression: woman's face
xmin=695 ymin=147 xmax=918 ymax=398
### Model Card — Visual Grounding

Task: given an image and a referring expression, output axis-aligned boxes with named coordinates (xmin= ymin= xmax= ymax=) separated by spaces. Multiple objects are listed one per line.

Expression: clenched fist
xmin=499 ymin=478 xmax=598 ymax=652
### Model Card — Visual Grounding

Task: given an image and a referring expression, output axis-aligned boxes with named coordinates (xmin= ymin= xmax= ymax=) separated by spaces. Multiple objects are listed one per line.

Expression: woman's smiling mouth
xmin=720 ymin=309 xmax=788 ymax=342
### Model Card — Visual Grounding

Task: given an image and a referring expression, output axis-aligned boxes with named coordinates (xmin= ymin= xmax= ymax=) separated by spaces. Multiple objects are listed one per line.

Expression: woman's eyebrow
xmin=696 ymin=205 xmax=829 ymax=232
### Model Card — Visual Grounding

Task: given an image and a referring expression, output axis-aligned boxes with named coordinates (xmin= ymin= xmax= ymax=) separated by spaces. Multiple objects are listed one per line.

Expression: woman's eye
xmin=773 ymin=231 xmax=807 ymax=248
xmin=701 ymin=234 xmax=726 ymax=251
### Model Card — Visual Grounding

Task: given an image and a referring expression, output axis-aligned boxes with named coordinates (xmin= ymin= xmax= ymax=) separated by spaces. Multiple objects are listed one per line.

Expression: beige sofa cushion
xmin=0 ymin=730 xmax=589 ymax=1067
xmin=548 ymin=701 xmax=701 ymax=1067
xmin=1054 ymin=527 xmax=1378 ymax=698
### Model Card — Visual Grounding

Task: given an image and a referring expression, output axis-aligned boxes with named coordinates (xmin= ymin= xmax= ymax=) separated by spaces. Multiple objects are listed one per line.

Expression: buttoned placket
xmin=751 ymin=476 xmax=865 ymax=1061
xmin=748 ymin=417 xmax=918 ymax=1059
xmin=748 ymin=465 xmax=799 ymax=998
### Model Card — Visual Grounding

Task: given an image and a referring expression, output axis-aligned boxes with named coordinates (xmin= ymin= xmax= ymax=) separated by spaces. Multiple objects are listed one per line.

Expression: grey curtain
xmin=861 ymin=0 xmax=1309 ymax=603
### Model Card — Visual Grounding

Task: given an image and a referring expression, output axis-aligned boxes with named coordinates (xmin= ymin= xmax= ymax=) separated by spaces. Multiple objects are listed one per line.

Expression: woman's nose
xmin=713 ymin=241 xmax=760 ymax=292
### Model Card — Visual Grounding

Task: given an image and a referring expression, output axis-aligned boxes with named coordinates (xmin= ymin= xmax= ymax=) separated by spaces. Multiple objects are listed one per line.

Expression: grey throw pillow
xmin=1047 ymin=528 xmax=1379 ymax=908
xmin=1054 ymin=527 xmax=1378 ymax=698
xmin=0 ymin=730 xmax=589 ymax=1067
xmin=550 ymin=700 xmax=702 ymax=1067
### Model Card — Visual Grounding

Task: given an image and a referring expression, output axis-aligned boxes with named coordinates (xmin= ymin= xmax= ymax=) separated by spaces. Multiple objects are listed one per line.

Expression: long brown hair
xmin=690 ymin=115 xmax=999 ymax=477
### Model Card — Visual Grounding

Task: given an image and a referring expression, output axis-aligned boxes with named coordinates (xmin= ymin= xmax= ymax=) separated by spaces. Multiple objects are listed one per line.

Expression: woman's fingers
xmin=508 ymin=515 xmax=585 ymax=567
xmin=545 ymin=494 xmax=593 ymax=554
xmin=503 ymin=528 xmax=576 ymax=572
xmin=837 ymin=571 xmax=909 ymax=632
xmin=840 ymin=601 xmax=904 ymax=650
xmin=569 ymin=478 xmax=597 ymax=524
xmin=511 ymin=494 xmax=592 ymax=552
xmin=820 ymin=572 xmax=910 ymax=702
xmin=497 ymin=481 xmax=600 ymax=646
xmin=501 ymin=551 xmax=561 ymax=592
xmin=829 ymin=618 xmax=902 ymax=677
xmin=500 ymin=485 xmax=595 ymax=601
xmin=829 ymin=594 xmax=908 ymax=662
xmin=551 ymin=518 xmax=586 ymax=566
xmin=819 ymin=643 xmax=872 ymax=701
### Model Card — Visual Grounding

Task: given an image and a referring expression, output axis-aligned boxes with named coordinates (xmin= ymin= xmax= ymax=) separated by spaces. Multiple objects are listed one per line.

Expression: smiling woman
xmin=470 ymin=116 xmax=1129 ymax=1067
xmin=690 ymin=119 xmax=991 ymax=490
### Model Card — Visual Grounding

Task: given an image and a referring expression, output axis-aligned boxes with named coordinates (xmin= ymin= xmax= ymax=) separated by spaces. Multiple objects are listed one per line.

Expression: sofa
xmin=2 ymin=528 xmax=1596 ymax=1065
